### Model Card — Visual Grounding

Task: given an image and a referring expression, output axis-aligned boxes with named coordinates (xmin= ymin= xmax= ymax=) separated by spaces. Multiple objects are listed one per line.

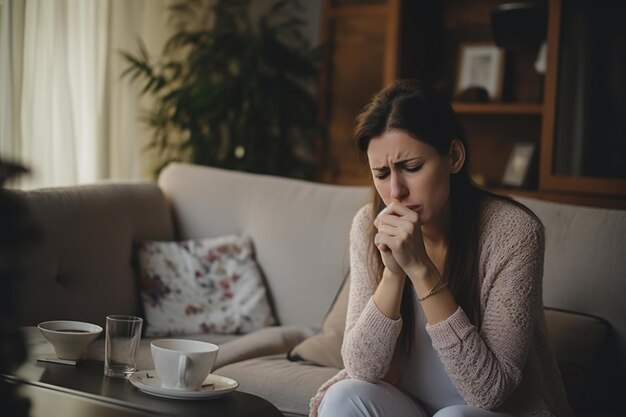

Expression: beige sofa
xmin=13 ymin=163 xmax=626 ymax=417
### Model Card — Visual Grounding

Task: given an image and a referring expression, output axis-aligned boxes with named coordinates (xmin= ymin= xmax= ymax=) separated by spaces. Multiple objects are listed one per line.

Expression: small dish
xmin=38 ymin=320 xmax=103 ymax=361
xmin=129 ymin=371 xmax=238 ymax=400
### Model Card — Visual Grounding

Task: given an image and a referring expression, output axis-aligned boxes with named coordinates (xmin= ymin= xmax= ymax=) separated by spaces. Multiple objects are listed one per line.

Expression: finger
xmin=375 ymin=239 xmax=389 ymax=251
xmin=377 ymin=217 xmax=417 ymax=240
xmin=375 ymin=233 xmax=397 ymax=252
xmin=377 ymin=203 xmax=418 ymax=224
xmin=377 ymin=223 xmax=408 ymax=239
xmin=375 ymin=214 xmax=409 ymax=232
xmin=376 ymin=223 xmax=389 ymax=235
xmin=377 ymin=214 xmax=413 ymax=229
xmin=374 ymin=232 xmax=387 ymax=250
xmin=384 ymin=202 xmax=414 ymax=217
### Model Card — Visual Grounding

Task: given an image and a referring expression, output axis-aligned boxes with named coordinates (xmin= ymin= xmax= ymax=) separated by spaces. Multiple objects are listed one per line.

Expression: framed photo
xmin=456 ymin=43 xmax=505 ymax=101
xmin=502 ymin=142 xmax=536 ymax=187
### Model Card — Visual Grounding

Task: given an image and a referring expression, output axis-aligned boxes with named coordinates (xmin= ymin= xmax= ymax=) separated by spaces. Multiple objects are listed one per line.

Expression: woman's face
xmin=367 ymin=129 xmax=460 ymax=226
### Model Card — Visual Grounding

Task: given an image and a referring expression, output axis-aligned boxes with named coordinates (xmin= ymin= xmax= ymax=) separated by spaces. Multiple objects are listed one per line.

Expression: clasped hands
xmin=373 ymin=202 xmax=434 ymax=281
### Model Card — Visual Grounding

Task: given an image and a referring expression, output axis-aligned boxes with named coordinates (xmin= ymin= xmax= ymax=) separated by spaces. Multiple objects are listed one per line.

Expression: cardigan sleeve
xmin=308 ymin=369 xmax=348 ymax=417
xmin=426 ymin=217 xmax=545 ymax=409
xmin=340 ymin=204 xmax=403 ymax=382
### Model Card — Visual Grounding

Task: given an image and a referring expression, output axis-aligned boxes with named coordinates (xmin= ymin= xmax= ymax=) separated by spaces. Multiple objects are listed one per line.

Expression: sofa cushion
xmin=288 ymin=276 xmax=349 ymax=368
xmin=158 ymin=163 xmax=370 ymax=328
xmin=214 ymin=326 xmax=317 ymax=370
xmin=137 ymin=233 xmax=275 ymax=337
xmin=13 ymin=183 xmax=175 ymax=328
xmin=214 ymin=354 xmax=341 ymax=417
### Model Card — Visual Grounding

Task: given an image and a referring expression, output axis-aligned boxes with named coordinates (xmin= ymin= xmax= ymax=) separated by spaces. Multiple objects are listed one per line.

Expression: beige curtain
xmin=19 ymin=0 xmax=109 ymax=188
xmin=1 ymin=0 xmax=173 ymax=189
xmin=0 ymin=0 xmax=21 ymax=165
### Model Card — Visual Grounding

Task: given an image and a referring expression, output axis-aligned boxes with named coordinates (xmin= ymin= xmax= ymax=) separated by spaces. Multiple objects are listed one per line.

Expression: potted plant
xmin=122 ymin=0 xmax=321 ymax=179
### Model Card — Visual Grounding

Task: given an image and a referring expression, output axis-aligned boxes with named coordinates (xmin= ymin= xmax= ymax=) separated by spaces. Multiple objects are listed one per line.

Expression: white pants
xmin=318 ymin=379 xmax=514 ymax=417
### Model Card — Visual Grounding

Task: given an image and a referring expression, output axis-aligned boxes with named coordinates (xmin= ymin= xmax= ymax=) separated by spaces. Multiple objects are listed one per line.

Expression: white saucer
xmin=128 ymin=370 xmax=238 ymax=400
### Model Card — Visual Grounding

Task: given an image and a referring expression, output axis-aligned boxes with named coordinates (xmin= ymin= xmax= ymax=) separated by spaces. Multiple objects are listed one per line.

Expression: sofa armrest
xmin=214 ymin=326 xmax=317 ymax=370
xmin=545 ymin=308 xmax=617 ymax=414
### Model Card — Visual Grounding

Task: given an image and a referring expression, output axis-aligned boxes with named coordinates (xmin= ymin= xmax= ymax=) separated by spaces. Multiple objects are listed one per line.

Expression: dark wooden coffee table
xmin=9 ymin=359 xmax=283 ymax=417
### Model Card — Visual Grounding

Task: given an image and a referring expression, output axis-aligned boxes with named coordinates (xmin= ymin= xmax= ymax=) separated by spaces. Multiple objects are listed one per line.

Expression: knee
xmin=318 ymin=379 xmax=375 ymax=417
xmin=433 ymin=405 xmax=494 ymax=417
xmin=433 ymin=405 xmax=469 ymax=417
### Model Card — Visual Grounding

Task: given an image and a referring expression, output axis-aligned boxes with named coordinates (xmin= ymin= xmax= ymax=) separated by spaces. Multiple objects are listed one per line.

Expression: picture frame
xmin=455 ymin=43 xmax=505 ymax=101
xmin=502 ymin=142 xmax=536 ymax=187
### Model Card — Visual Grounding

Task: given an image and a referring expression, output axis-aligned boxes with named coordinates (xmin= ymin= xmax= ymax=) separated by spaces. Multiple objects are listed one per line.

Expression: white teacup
xmin=151 ymin=339 xmax=219 ymax=391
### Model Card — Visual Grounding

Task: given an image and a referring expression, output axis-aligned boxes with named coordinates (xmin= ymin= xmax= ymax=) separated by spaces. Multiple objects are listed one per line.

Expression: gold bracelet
xmin=417 ymin=280 xmax=448 ymax=302
xmin=417 ymin=275 xmax=442 ymax=301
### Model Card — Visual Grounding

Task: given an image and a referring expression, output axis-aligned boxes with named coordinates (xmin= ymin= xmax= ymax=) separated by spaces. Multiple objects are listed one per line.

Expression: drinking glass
xmin=104 ymin=315 xmax=143 ymax=378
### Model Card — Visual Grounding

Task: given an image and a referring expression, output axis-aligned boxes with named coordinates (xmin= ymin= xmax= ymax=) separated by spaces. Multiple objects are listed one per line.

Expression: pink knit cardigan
xmin=310 ymin=198 xmax=572 ymax=417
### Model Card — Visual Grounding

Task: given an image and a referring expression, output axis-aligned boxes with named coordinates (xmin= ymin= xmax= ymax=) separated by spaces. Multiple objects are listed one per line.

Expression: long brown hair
xmin=354 ymin=79 xmax=484 ymax=353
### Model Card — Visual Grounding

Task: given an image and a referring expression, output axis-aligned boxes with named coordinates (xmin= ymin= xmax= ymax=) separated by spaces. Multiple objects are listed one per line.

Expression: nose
xmin=390 ymin=170 xmax=408 ymax=201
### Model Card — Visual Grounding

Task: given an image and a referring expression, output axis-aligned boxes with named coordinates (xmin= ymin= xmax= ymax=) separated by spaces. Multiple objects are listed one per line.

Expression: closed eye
xmin=405 ymin=164 xmax=423 ymax=172
xmin=374 ymin=171 xmax=389 ymax=180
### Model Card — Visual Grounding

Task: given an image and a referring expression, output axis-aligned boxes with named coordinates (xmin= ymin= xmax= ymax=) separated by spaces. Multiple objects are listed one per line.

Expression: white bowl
xmin=38 ymin=320 xmax=103 ymax=361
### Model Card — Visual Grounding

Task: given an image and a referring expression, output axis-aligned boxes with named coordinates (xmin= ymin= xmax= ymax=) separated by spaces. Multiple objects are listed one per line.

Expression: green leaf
xmin=123 ymin=0 xmax=321 ymax=180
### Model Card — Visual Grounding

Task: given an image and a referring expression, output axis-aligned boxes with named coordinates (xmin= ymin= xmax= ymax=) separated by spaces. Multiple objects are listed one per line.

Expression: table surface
xmin=7 ymin=328 xmax=284 ymax=417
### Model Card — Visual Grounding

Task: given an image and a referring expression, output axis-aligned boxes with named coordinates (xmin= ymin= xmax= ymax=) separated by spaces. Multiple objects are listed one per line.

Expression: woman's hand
xmin=374 ymin=202 xmax=456 ymax=325
xmin=374 ymin=202 xmax=432 ymax=276
xmin=373 ymin=210 xmax=404 ymax=276
xmin=374 ymin=232 xmax=405 ymax=277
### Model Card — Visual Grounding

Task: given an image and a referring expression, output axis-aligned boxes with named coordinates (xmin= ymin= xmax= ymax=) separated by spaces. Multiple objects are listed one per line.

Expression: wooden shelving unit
xmin=317 ymin=0 xmax=626 ymax=208
xmin=326 ymin=4 xmax=388 ymax=16
xmin=452 ymin=103 xmax=543 ymax=115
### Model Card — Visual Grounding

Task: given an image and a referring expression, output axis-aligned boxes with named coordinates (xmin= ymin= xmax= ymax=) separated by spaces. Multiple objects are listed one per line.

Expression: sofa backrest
xmin=158 ymin=164 xmax=626 ymax=370
xmin=158 ymin=163 xmax=370 ymax=328
xmin=516 ymin=197 xmax=626 ymax=374
xmin=12 ymin=183 xmax=174 ymax=328
xmin=11 ymin=164 xmax=624 ymax=382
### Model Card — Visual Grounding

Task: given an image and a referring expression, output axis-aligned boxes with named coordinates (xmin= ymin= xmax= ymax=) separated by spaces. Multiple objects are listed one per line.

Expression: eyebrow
xmin=371 ymin=158 xmax=421 ymax=171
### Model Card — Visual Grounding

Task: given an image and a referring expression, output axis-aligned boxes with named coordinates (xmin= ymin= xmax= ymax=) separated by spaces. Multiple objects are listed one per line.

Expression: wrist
xmin=382 ymin=267 xmax=406 ymax=285
xmin=404 ymin=261 xmax=430 ymax=282
xmin=406 ymin=262 xmax=440 ymax=294
xmin=374 ymin=269 xmax=406 ymax=320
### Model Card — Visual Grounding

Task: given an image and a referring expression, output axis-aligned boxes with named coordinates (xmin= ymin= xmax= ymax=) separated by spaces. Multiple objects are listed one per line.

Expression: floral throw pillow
xmin=137 ymin=233 xmax=276 ymax=337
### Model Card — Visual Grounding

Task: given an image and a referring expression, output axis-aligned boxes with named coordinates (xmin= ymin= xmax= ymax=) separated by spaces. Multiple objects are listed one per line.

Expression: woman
xmin=310 ymin=80 xmax=572 ymax=417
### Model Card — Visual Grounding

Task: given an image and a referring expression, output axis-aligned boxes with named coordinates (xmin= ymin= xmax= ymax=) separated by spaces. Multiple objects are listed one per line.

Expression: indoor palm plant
xmin=122 ymin=0 xmax=321 ymax=179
